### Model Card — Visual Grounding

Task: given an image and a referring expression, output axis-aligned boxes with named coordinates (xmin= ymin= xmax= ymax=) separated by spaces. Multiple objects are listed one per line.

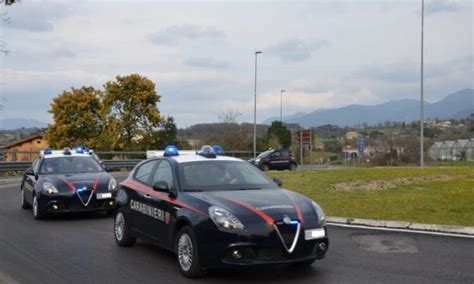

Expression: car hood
xmin=186 ymin=188 xmax=318 ymax=225
xmin=41 ymin=172 xmax=112 ymax=192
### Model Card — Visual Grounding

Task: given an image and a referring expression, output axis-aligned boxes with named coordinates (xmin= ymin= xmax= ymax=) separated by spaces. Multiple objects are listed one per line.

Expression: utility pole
xmin=420 ymin=0 xmax=425 ymax=169
xmin=280 ymin=89 xmax=286 ymax=123
xmin=253 ymin=51 xmax=262 ymax=158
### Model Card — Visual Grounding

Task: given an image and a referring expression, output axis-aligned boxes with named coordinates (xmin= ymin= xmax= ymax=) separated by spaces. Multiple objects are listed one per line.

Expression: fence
xmin=0 ymin=150 xmax=257 ymax=172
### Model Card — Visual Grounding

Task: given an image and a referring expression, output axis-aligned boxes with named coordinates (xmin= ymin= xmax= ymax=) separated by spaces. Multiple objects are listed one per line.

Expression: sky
xmin=0 ymin=0 xmax=472 ymax=128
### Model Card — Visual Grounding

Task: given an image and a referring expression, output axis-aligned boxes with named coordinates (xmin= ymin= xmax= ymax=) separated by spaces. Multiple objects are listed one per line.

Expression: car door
xmin=280 ymin=150 xmax=291 ymax=169
xmin=23 ymin=158 xmax=39 ymax=204
xmin=269 ymin=151 xmax=283 ymax=169
xmin=147 ymin=159 xmax=176 ymax=245
xmin=129 ymin=159 xmax=159 ymax=238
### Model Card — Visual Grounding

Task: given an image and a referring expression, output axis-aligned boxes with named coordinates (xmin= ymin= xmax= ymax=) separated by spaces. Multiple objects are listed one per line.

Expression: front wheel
xmin=114 ymin=208 xmax=136 ymax=247
xmin=20 ymin=188 xmax=31 ymax=209
xmin=289 ymin=163 xmax=298 ymax=171
xmin=175 ymin=226 xmax=206 ymax=278
xmin=260 ymin=164 xmax=270 ymax=172
xmin=32 ymin=194 xmax=46 ymax=219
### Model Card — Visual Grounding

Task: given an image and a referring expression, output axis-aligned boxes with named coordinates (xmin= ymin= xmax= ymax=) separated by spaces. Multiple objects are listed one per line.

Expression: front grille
xmin=76 ymin=188 xmax=93 ymax=206
xmin=276 ymin=223 xmax=298 ymax=248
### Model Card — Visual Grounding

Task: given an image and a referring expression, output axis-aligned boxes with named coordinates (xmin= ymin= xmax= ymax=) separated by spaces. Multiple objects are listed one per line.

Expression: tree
xmin=47 ymin=87 xmax=102 ymax=148
xmin=267 ymin=121 xmax=291 ymax=148
xmin=103 ymin=74 xmax=161 ymax=150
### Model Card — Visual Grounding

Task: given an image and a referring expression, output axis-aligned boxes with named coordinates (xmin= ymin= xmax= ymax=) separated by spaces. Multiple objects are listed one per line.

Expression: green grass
xmin=269 ymin=167 xmax=474 ymax=226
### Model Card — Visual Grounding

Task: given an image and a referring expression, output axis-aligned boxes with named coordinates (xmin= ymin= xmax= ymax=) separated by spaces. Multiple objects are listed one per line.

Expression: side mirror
xmin=273 ymin=178 xmax=282 ymax=187
xmin=153 ymin=181 xmax=170 ymax=193
xmin=104 ymin=167 xmax=113 ymax=172
xmin=25 ymin=168 xmax=34 ymax=176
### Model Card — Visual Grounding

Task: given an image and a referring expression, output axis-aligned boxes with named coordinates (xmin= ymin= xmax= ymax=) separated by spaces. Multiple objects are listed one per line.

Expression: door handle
xmin=144 ymin=194 xmax=152 ymax=199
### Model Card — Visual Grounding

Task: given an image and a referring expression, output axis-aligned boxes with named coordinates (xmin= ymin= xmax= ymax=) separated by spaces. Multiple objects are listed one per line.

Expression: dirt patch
xmin=332 ymin=175 xmax=457 ymax=192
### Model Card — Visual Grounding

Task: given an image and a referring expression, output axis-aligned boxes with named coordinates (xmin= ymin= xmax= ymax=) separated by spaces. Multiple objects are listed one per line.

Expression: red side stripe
xmin=284 ymin=191 xmax=304 ymax=225
xmin=61 ymin=178 xmax=76 ymax=192
xmin=121 ymin=179 xmax=209 ymax=218
xmin=92 ymin=177 xmax=100 ymax=192
xmin=220 ymin=197 xmax=274 ymax=225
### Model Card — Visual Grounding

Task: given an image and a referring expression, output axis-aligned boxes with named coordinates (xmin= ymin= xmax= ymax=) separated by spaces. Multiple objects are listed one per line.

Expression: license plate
xmin=96 ymin=193 xmax=112 ymax=199
xmin=304 ymin=228 xmax=325 ymax=240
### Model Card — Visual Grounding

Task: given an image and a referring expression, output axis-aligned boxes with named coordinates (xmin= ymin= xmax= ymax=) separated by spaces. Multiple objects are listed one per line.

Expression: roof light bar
xmin=164 ymin=145 xmax=179 ymax=157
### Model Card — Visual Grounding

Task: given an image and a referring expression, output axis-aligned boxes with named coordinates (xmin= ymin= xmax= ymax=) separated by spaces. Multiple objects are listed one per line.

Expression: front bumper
xmin=39 ymin=193 xmax=116 ymax=213
xmin=196 ymin=224 xmax=329 ymax=268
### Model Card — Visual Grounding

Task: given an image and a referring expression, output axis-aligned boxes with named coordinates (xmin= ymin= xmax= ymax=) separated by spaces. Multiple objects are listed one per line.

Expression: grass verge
xmin=270 ymin=167 xmax=474 ymax=226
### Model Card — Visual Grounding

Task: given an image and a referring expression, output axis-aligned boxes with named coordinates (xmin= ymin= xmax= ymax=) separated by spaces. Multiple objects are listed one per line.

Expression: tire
xmin=289 ymin=163 xmax=298 ymax=171
xmin=114 ymin=208 xmax=136 ymax=247
xmin=292 ymin=258 xmax=316 ymax=267
xmin=260 ymin=164 xmax=270 ymax=172
xmin=175 ymin=226 xmax=206 ymax=278
xmin=20 ymin=188 xmax=31 ymax=209
xmin=32 ymin=194 xmax=46 ymax=219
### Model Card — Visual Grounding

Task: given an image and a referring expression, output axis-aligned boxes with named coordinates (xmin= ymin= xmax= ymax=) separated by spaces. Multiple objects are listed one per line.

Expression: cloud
xmin=183 ymin=57 xmax=229 ymax=69
xmin=4 ymin=2 xmax=72 ymax=32
xmin=266 ymin=38 xmax=329 ymax=62
xmin=424 ymin=0 xmax=463 ymax=15
xmin=354 ymin=57 xmax=472 ymax=84
xmin=147 ymin=24 xmax=225 ymax=45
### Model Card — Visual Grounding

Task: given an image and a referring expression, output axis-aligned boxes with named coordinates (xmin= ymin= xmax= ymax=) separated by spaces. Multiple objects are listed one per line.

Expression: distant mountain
xmin=264 ymin=89 xmax=474 ymax=128
xmin=0 ymin=118 xmax=48 ymax=130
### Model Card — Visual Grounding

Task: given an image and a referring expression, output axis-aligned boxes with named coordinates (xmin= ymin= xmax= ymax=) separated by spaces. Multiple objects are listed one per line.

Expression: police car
xmin=114 ymin=145 xmax=328 ymax=278
xmin=248 ymin=148 xmax=298 ymax=171
xmin=20 ymin=147 xmax=117 ymax=219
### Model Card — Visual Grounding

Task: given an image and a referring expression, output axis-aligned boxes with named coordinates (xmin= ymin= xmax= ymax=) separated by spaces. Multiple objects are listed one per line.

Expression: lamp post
xmin=253 ymin=51 xmax=262 ymax=158
xmin=280 ymin=89 xmax=286 ymax=123
xmin=420 ymin=0 xmax=424 ymax=169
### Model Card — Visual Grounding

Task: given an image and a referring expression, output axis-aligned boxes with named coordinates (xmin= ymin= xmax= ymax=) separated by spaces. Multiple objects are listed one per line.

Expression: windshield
xmin=40 ymin=156 xmax=104 ymax=174
xmin=257 ymin=150 xmax=273 ymax=159
xmin=178 ymin=160 xmax=279 ymax=192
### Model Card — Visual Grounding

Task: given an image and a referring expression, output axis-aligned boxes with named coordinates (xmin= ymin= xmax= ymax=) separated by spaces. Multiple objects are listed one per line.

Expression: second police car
xmin=20 ymin=147 xmax=118 ymax=219
xmin=114 ymin=145 xmax=328 ymax=278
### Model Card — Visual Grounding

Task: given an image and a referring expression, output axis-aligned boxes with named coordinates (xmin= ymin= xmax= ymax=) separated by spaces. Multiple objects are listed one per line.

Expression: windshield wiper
xmin=182 ymin=189 xmax=203 ymax=192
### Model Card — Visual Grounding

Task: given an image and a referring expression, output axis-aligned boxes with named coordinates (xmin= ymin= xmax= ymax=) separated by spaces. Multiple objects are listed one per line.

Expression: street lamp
xmin=280 ymin=89 xmax=286 ymax=123
xmin=253 ymin=51 xmax=262 ymax=158
xmin=420 ymin=0 xmax=425 ymax=168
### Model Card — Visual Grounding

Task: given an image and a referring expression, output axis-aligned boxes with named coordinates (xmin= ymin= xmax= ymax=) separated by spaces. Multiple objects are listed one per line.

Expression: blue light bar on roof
xmin=44 ymin=148 xmax=52 ymax=155
xmin=198 ymin=145 xmax=216 ymax=158
xmin=164 ymin=145 xmax=179 ymax=157
xmin=212 ymin=145 xmax=224 ymax=155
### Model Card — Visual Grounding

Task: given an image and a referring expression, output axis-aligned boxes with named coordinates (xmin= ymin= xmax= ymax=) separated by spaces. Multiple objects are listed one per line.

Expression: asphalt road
xmin=0 ymin=182 xmax=473 ymax=284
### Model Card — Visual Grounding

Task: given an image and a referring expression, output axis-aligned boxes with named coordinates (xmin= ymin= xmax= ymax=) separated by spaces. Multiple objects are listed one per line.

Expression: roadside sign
xmin=358 ymin=134 xmax=365 ymax=157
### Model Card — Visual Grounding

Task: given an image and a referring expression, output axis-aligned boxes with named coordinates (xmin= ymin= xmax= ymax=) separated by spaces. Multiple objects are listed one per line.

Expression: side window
xmin=281 ymin=151 xmax=289 ymax=158
xmin=134 ymin=161 xmax=157 ymax=186
xmin=32 ymin=158 xmax=40 ymax=174
xmin=271 ymin=151 xmax=281 ymax=158
xmin=151 ymin=160 xmax=175 ymax=189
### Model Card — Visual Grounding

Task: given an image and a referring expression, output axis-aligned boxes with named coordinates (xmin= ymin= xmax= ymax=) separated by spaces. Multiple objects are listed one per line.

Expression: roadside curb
xmin=327 ymin=216 xmax=474 ymax=236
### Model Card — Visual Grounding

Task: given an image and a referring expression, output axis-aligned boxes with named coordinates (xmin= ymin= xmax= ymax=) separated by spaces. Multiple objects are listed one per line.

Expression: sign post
xmin=358 ymin=134 xmax=365 ymax=164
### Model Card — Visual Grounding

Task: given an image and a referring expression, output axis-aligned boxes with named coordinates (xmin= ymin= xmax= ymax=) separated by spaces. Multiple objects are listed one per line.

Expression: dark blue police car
xmin=20 ymin=148 xmax=117 ymax=219
xmin=114 ymin=145 xmax=328 ymax=278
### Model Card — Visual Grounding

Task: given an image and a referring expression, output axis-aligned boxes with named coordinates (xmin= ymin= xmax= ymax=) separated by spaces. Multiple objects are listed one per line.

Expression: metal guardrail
xmin=0 ymin=160 xmax=142 ymax=172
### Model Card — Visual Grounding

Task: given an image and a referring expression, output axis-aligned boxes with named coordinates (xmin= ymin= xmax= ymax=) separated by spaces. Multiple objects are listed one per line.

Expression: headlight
xmin=255 ymin=158 xmax=261 ymax=163
xmin=43 ymin=182 xmax=59 ymax=195
xmin=312 ymin=201 xmax=326 ymax=225
xmin=209 ymin=206 xmax=244 ymax=231
xmin=108 ymin=178 xmax=117 ymax=192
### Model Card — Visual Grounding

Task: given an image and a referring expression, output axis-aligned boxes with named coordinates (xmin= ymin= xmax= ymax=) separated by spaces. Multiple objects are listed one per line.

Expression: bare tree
xmin=218 ymin=109 xmax=242 ymax=124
